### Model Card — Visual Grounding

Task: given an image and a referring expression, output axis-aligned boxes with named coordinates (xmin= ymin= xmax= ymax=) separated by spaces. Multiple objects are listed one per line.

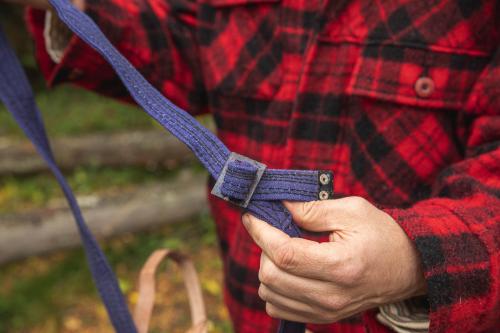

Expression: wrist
xmin=382 ymin=210 xmax=427 ymax=301
xmin=395 ymin=220 xmax=428 ymax=298
xmin=409 ymin=266 xmax=427 ymax=298
xmin=409 ymin=245 xmax=427 ymax=297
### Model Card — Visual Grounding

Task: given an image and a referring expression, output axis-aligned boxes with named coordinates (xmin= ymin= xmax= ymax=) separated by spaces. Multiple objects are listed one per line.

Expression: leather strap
xmin=134 ymin=249 xmax=208 ymax=333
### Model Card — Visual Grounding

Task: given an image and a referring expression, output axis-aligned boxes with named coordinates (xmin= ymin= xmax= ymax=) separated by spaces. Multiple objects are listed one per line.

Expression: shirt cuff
xmin=43 ymin=9 xmax=72 ymax=64
xmin=27 ymin=6 xmax=122 ymax=95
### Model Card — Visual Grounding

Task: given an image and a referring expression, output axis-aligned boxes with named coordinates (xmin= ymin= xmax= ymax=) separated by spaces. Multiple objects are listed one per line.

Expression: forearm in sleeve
xmin=26 ymin=0 xmax=208 ymax=114
xmin=384 ymin=47 xmax=500 ymax=333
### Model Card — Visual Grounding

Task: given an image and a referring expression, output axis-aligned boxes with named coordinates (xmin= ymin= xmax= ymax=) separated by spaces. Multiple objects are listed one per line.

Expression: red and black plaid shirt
xmin=28 ymin=1 xmax=500 ymax=332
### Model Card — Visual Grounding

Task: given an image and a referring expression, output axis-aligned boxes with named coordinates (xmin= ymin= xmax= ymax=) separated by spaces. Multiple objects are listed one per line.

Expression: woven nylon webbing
xmin=0 ymin=1 xmax=334 ymax=332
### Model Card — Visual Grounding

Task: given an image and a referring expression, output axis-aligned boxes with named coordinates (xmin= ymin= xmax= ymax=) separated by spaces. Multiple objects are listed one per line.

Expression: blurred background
xmin=0 ymin=4 xmax=230 ymax=333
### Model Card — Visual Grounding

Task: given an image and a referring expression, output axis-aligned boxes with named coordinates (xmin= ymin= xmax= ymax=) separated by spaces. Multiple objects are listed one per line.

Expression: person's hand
xmin=242 ymin=197 xmax=427 ymax=324
xmin=2 ymin=0 xmax=50 ymax=9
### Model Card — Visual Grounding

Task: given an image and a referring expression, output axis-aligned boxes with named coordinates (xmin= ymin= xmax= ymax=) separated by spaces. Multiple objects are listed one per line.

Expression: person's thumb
xmin=283 ymin=200 xmax=336 ymax=232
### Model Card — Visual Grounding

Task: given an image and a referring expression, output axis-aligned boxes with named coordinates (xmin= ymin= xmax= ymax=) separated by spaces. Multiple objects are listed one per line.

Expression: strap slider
xmin=211 ymin=152 xmax=267 ymax=208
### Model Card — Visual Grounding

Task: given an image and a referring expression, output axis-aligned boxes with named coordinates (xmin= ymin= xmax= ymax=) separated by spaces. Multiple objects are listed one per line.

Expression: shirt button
xmin=414 ymin=76 xmax=435 ymax=98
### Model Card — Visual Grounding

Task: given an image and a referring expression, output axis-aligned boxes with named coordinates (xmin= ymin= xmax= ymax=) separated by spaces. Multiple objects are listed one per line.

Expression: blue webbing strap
xmin=0 ymin=28 xmax=138 ymax=333
xmin=0 ymin=1 xmax=334 ymax=332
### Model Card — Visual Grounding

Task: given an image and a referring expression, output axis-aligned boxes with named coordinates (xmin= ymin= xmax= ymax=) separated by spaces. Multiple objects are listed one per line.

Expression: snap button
xmin=317 ymin=170 xmax=334 ymax=201
xmin=319 ymin=190 xmax=329 ymax=200
xmin=414 ymin=76 xmax=435 ymax=98
xmin=319 ymin=173 xmax=330 ymax=185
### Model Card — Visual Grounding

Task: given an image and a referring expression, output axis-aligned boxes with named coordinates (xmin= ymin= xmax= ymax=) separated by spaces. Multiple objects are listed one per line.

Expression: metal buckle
xmin=211 ymin=152 xmax=267 ymax=208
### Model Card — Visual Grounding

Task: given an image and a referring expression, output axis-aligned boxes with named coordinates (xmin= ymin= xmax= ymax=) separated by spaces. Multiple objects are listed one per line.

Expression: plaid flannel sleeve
xmin=385 ymin=48 xmax=500 ymax=333
xmin=26 ymin=0 xmax=208 ymax=115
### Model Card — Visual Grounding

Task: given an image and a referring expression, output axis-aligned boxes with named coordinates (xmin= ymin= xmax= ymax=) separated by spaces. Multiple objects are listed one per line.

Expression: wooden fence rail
xmin=0 ymin=130 xmax=196 ymax=175
xmin=0 ymin=171 xmax=208 ymax=264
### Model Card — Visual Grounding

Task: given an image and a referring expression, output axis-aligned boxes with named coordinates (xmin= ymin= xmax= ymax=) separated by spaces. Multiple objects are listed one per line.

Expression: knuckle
xmin=329 ymin=247 xmax=366 ymax=286
xmin=300 ymin=201 xmax=318 ymax=221
xmin=347 ymin=196 xmax=369 ymax=213
xmin=309 ymin=307 xmax=327 ymax=322
xmin=274 ymin=242 xmax=296 ymax=270
xmin=323 ymin=312 xmax=341 ymax=324
xmin=313 ymin=307 xmax=332 ymax=322
xmin=300 ymin=201 xmax=331 ymax=222
xmin=258 ymin=284 xmax=267 ymax=301
xmin=258 ymin=262 xmax=276 ymax=285
xmin=265 ymin=303 xmax=278 ymax=318
xmin=338 ymin=258 xmax=365 ymax=285
xmin=324 ymin=296 xmax=349 ymax=311
xmin=308 ymin=305 xmax=338 ymax=324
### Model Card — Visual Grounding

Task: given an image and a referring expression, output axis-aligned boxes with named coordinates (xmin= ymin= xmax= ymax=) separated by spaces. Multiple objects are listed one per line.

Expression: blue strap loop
xmin=212 ymin=152 xmax=267 ymax=207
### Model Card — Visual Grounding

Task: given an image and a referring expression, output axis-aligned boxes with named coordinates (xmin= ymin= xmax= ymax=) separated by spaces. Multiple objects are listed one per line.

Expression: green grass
xmin=0 ymin=165 xmax=198 ymax=213
xmin=0 ymin=81 xmax=208 ymax=213
xmin=0 ymin=84 xmax=157 ymax=137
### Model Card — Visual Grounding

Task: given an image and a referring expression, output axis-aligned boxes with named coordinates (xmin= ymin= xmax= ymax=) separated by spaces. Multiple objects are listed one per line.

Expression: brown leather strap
xmin=134 ymin=249 xmax=208 ymax=333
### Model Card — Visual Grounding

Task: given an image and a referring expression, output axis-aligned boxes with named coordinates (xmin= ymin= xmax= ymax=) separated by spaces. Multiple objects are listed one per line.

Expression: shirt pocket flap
xmin=347 ymin=45 xmax=490 ymax=110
